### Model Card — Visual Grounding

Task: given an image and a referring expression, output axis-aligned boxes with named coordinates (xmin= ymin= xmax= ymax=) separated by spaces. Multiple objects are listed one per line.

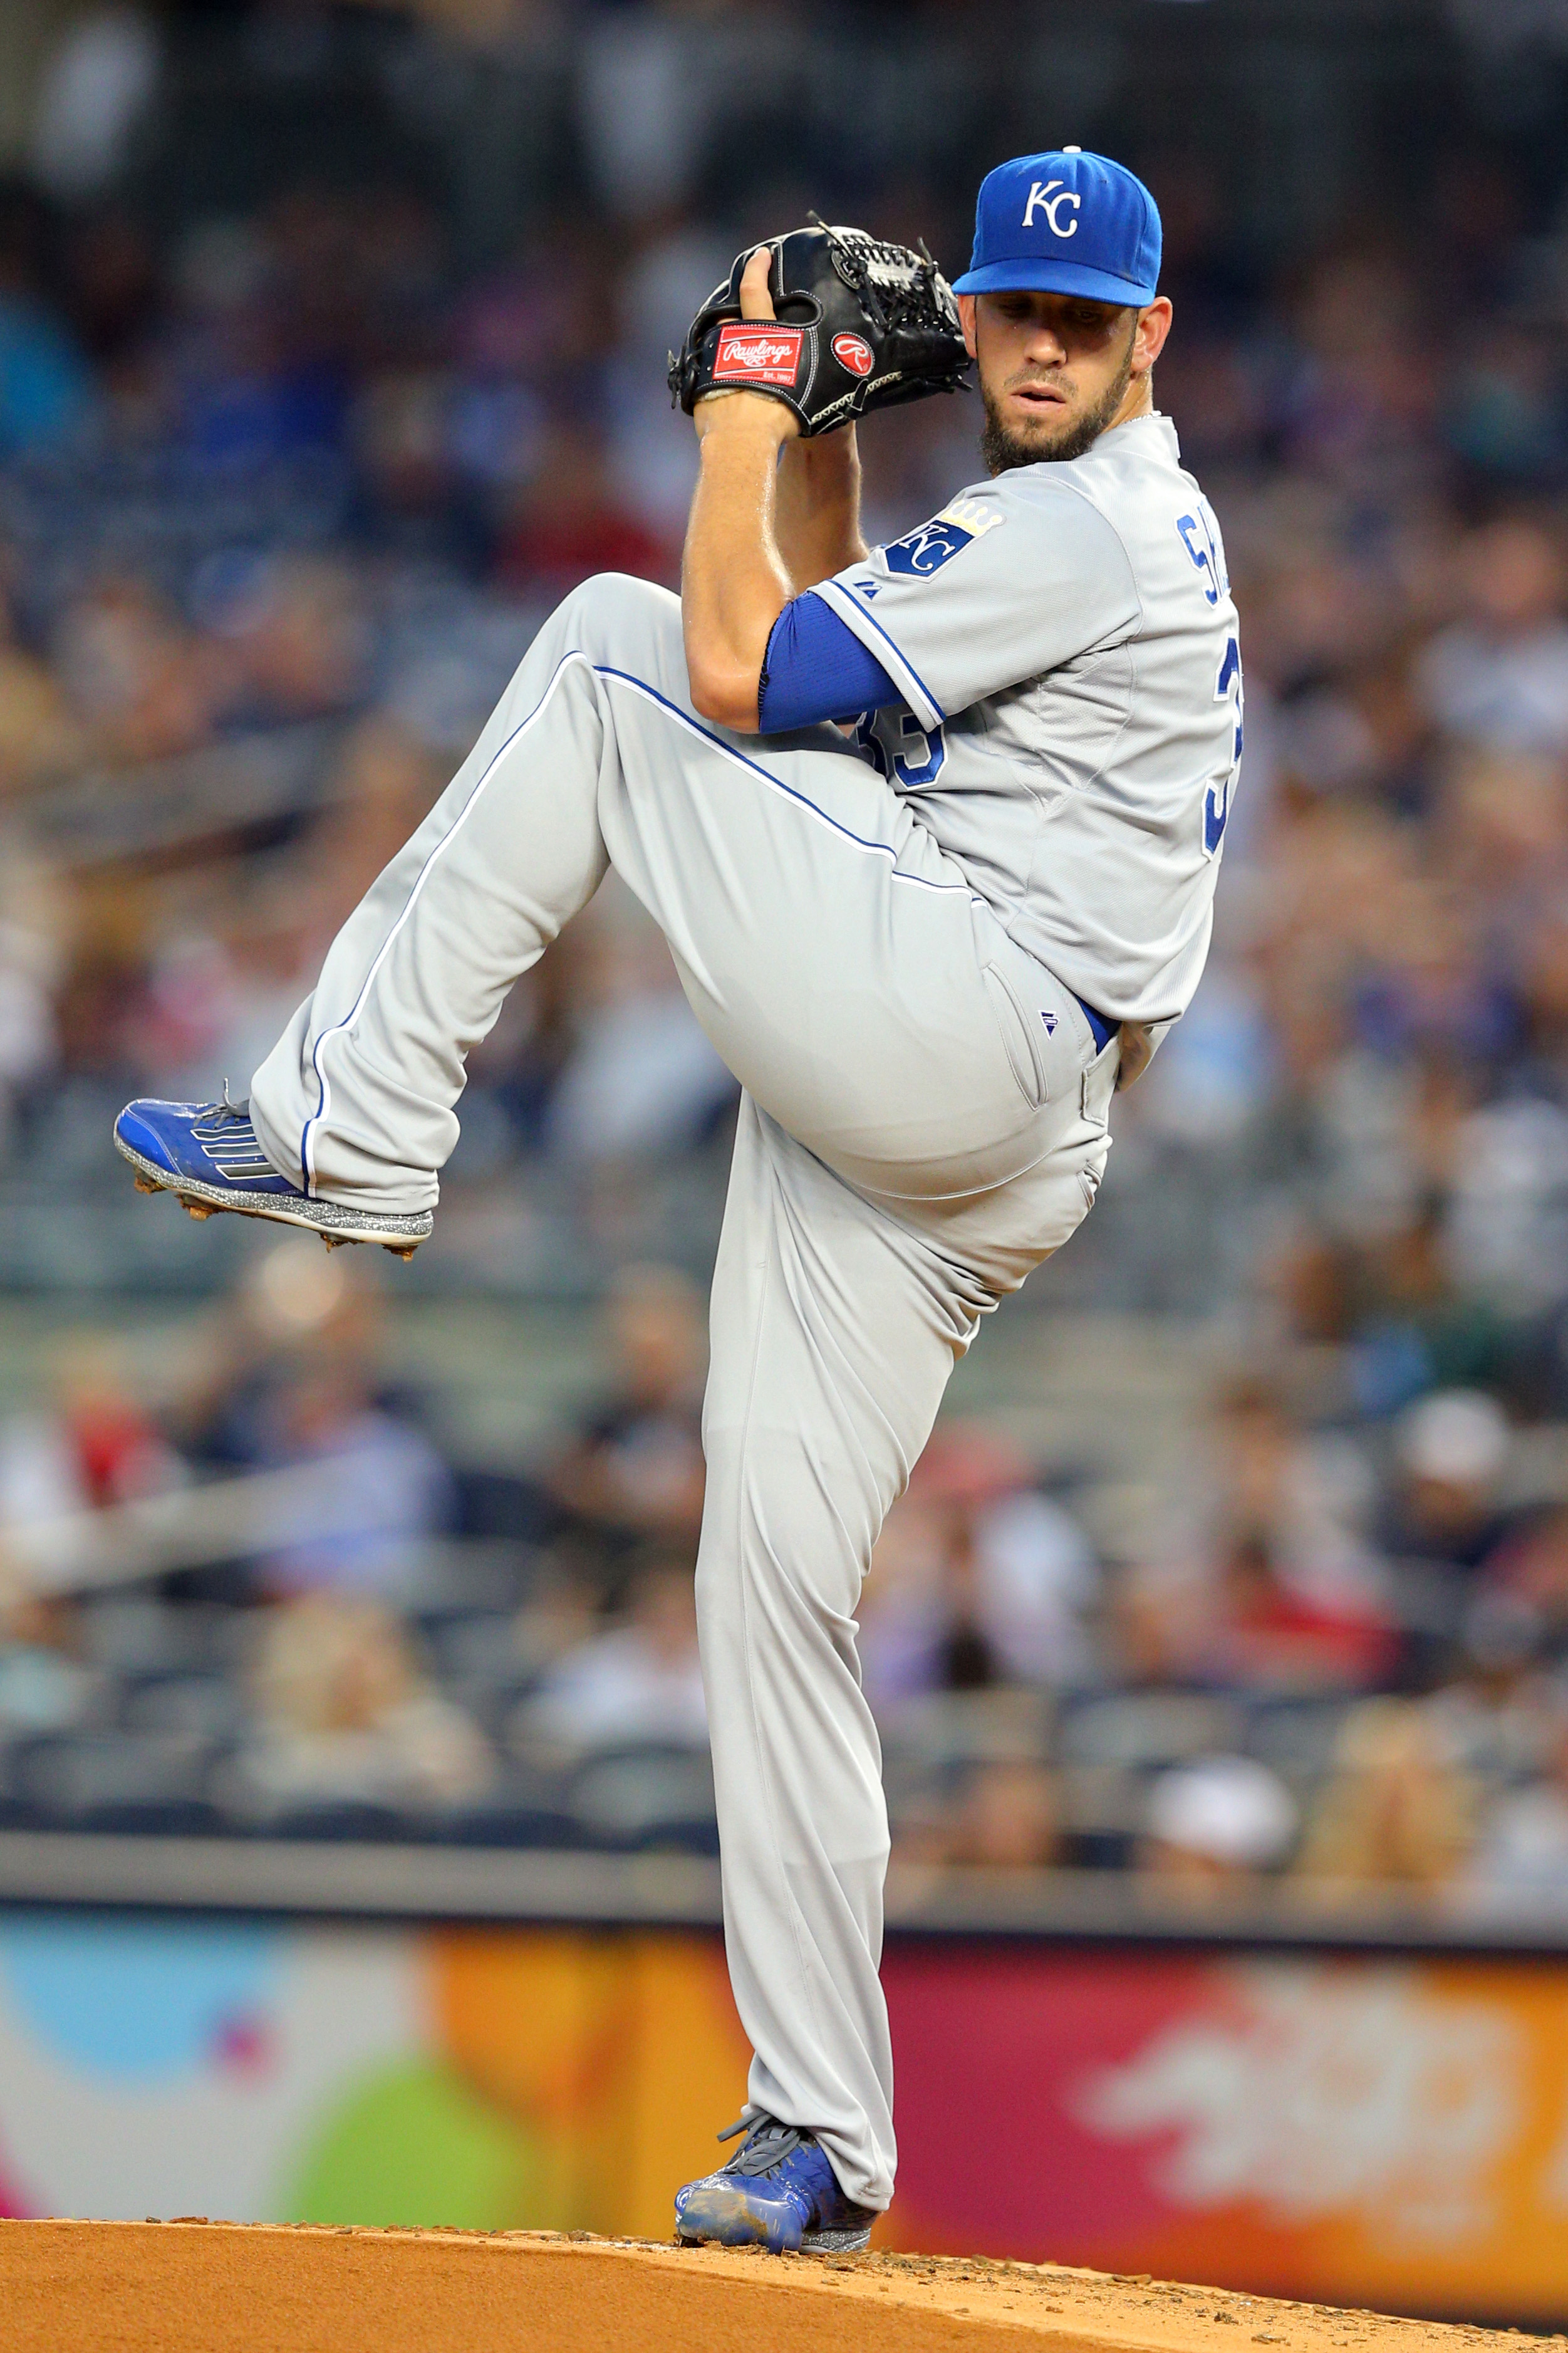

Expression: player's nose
xmin=1020 ymin=323 xmax=1070 ymax=364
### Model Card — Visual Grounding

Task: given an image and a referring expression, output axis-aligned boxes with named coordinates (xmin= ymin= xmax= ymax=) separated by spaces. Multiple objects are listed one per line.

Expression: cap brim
xmin=951 ymin=258 xmax=1155 ymax=306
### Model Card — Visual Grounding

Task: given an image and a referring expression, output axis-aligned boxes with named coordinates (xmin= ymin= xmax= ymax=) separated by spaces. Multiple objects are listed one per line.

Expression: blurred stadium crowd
xmin=6 ymin=1 xmax=1568 ymax=1899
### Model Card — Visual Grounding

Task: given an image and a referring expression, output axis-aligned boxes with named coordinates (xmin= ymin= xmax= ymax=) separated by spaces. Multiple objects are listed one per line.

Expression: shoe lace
xmin=190 ymin=1096 xmax=255 ymax=1137
xmin=716 ymin=2112 xmax=809 ymax=2177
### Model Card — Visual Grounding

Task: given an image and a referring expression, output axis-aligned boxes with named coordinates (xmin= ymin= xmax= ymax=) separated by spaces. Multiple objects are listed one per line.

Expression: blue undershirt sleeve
xmin=755 ymin=590 xmax=902 ymax=734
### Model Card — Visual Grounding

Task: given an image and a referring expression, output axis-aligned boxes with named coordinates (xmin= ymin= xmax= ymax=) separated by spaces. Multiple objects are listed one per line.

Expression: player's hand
xmin=693 ymin=247 xmax=800 ymax=445
xmin=737 ymin=243 xmax=860 ymax=469
xmin=736 ymin=241 xmax=864 ymax=498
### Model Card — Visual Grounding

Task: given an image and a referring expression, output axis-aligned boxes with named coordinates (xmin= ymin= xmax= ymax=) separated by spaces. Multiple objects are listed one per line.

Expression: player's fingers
xmin=738 ymin=245 xmax=776 ymax=321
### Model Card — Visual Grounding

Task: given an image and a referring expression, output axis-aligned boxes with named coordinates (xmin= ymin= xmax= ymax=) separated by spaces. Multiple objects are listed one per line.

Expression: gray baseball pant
xmin=250 ymin=572 xmax=1118 ymax=2211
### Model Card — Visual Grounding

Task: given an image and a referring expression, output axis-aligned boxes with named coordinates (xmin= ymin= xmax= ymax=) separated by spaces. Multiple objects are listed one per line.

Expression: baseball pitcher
xmin=114 ymin=150 xmax=1240 ymax=2251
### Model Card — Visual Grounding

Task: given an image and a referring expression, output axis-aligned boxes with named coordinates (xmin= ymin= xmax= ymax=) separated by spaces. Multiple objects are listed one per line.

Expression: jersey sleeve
xmin=813 ymin=477 xmax=1141 ymax=731
xmin=755 ymin=590 xmax=902 ymax=733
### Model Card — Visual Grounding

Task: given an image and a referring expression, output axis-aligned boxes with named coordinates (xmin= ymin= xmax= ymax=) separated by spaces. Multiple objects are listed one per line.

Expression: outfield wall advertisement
xmin=1 ymin=1911 xmax=1565 ymax=2323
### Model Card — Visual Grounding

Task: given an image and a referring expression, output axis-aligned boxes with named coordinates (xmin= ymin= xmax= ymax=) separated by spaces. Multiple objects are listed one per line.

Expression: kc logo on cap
xmin=1022 ymin=180 xmax=1081 ymax=237
xmin=953 ymin=148 xmax=1161 ymax=310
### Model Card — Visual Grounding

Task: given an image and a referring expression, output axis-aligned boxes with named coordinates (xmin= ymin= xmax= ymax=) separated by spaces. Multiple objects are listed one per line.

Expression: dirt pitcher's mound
xmin=0 ymin=2219 xmax=1549 ymax=2351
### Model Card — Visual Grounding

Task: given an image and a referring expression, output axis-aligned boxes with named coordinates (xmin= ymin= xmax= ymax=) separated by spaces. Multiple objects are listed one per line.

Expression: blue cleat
xmin=113 ymin=1097 xmax=432 ymax=1258
xmin=674 ymin=2113 xmax=876 ymax=2255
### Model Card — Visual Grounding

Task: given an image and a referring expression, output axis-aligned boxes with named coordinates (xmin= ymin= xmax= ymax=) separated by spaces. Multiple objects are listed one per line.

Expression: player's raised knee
xmin=563 ymin=568 xmax=679 ymax=635
xmin=549 ymin=571 xmax=687 ymax=689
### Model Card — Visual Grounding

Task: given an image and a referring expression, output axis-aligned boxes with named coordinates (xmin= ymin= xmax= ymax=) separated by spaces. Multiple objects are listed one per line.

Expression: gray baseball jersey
xmin=816 ymin=411 xmax=1241 ymax=1026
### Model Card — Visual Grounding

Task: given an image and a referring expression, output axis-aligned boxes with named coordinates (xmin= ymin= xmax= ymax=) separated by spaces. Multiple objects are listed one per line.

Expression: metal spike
xmin=383 ymin=1244 xmax=418 ymax=1263
xmin=133 ymin=1175 xmax=161 ymax=1194
xmin=180 ymin=1199 xmax=212 ymax=1221
xmin=319 ymin=1233 xmax=345 ymax=1250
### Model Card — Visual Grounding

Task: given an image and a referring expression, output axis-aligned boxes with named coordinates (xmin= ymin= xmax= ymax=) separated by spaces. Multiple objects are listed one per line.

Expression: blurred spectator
xmin=544 ymin=1262 xmax=707 ymax=1555
xmin=236 ymin=1593 xmax=492 ymax=1815
xmin=945 ymin=1758 xmax=1064 ymax=1871
xmin=493 ymin=424 xmax=673 ymax=596
xmin=247 ymin=1360 xmax=455 ymax=1601
xmin=1141 ymin=1756 xmax=1299 ymax=1888
xmin=1416 ymin=520 xmax=1568 ymax=759
xmin=1181 ymin=1531 xmax=1402 ymax=1694
xmin=1482 ymin=1502 xmax=1568 ymax=1651
xmin=53 ymin=575 xmax=225 ymax=765
xmin=0 ymin=1593 xmax=94 ymax=1733
xmin=1376 ymin=1389 xmax=1515 ymax=1575
xmin=299 ymin=714 xmax=449 ymax=926
xmin=203 ymin=553 xmax=371 ymax=728
xmin=1126 ymin=1377 xmax=1396 ymax=1692
xmin=172 ymin=1242 xmax=454 ymax=1600
xmin=861 ymin=1424 xmax=1101 ymax=1704
xmin=0 ymin=568 xmax=85 ymax=794
xmin=139 ymin=875 xmax=326 ymax=1106
xmin=1427 ymin=1583 xmax=1558 ymax=1789
xmin=1295 ymin=1698 xmax=1479 ymax=1890
xmin=28 ymin=11 xmax=163 ymax=207
xmin=1467 ymin=1745 xmax=1568 ymax=1906
xmin=519 ymin=1548 xmax=706 ymax=1754
xmin=0 ymin=1330 xmax=182 ymax=1530
xmin=543 ymin=880 xmax=736 ymax=1168
xmin=0 ymin=185 xmax=96 ymax=457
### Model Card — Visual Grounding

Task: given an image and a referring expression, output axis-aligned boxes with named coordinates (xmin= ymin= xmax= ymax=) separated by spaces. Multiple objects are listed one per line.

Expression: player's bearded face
xmin=975 ymin=298 xmax=1139 ymax=474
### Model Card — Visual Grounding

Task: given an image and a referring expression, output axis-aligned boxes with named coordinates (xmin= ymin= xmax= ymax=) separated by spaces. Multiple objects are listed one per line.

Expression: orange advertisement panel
xmin=881 ymin=1943 xmax=1568 ymax=2324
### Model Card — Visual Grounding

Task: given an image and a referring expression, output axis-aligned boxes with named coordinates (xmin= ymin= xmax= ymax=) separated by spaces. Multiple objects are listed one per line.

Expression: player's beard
xmin=979 ymin=338 xmax=1136 ymax=474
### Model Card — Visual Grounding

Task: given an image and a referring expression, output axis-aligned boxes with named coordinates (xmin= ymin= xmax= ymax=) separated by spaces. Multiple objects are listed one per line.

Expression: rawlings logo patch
xmin=713 ymin=323 xmax=804 ymax=387
xmin=832 ymin=332 xmax=874 ymax=377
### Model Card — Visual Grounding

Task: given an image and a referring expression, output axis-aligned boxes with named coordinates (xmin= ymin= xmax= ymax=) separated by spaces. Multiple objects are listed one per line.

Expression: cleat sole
xmin=115 ymin=1134 xmax=432 ymax=1255
xmin=801 ymin=2220 xmax=874 ymax=2253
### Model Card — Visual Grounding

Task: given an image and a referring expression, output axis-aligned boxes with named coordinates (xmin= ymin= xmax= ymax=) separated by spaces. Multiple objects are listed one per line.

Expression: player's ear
xmin=1130 ymin=297 xmax=1173 ymax=377
xmin=957 ymin=293 xmax=978 ymax=360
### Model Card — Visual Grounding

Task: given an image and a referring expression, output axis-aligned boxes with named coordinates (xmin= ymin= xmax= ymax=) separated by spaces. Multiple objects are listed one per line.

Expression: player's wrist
xmin=784 ymin=421 xmax=859 ymax=476
xmin=693 ymin=389 xmax=800 ymax=445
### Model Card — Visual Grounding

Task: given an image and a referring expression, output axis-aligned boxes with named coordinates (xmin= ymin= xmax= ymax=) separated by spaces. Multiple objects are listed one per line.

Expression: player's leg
xmin=675 ymin=1096 xmax=988 ymax=2247
xmin=674 ymin=1060 xmax=1112 ymax=2252
xmin=118 ymin=568 xmax=1073 ymax=1228
xmin=110 ymin=583 xmax=616 ymax=1243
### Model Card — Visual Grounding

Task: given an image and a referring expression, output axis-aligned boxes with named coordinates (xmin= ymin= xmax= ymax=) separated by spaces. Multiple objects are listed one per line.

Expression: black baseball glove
xmin=668 ymin=219 xmax=970 ymax=437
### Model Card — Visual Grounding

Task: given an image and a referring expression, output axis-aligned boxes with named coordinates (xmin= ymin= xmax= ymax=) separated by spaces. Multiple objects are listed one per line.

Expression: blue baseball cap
xmin=953 ymin=149 xmax=1161 ymax=308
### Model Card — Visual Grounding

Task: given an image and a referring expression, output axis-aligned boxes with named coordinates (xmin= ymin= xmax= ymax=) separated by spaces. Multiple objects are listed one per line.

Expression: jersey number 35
xmin=1207 ymin=634 xmax=1242 ymax=860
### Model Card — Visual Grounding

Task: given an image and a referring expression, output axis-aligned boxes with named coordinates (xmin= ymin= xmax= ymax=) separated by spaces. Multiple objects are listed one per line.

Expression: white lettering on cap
xmin=1022 ymin=180 xmax=1081 ymax=237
